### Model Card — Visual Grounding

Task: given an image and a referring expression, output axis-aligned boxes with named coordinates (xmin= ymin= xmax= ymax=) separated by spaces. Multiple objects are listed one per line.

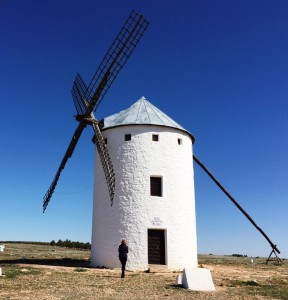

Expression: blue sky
xmin=1 ymin=0 xmax=287 ymax=258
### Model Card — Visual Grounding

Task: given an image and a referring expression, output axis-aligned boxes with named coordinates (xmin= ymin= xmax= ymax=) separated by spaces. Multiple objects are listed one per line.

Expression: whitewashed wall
xmin=90 ymin=125 xmax=198 ymax=270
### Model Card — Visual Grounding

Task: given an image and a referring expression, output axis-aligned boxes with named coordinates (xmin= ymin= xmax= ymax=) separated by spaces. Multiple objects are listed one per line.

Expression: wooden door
xmin=148 ymin=229 xmax=166 ymax=265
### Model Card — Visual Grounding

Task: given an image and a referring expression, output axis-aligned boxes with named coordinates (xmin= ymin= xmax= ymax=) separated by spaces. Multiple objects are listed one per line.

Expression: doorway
xmin=148 ymin=229 xmax=166 ymax=265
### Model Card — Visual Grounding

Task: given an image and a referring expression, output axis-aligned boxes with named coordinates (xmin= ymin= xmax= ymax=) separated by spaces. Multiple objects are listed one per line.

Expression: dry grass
xmin=0 ymin=243 xmax=288 ymax=299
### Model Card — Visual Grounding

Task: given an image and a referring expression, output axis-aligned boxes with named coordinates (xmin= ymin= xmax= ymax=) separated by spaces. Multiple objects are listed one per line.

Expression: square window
xmin=125 ymin=134 xmax=131 ymax=141
xmin=150 ymin=176 xmax=162 ymax=197
xmin=152 ymin=134 xmax=159 ymax=141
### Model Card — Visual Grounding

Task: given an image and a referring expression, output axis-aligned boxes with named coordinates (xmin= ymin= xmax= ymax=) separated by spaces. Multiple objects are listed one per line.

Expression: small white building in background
xmin=0 ymin=245 xmax=5 ymax=252
xmin=91 ymin=97 xmax=198 ymax=270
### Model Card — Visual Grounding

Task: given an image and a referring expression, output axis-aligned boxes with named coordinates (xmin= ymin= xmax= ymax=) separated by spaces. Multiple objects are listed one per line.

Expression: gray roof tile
xmin=100 ymin=96 xmax=194 ymax=142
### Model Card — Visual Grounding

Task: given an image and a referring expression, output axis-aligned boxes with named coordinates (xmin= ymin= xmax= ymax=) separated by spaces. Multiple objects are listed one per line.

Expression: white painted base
xmin=182 ymin=267 xmax=215 ymax=291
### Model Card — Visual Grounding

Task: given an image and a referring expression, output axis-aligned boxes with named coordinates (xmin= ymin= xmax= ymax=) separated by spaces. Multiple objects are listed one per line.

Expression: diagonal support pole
xmin=193 ymin=154 xmax=282 ymax=262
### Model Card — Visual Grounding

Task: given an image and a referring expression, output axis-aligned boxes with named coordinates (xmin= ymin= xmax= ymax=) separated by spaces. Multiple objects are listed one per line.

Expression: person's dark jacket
xmin=118 ymin=244 xmax=128 ymax=258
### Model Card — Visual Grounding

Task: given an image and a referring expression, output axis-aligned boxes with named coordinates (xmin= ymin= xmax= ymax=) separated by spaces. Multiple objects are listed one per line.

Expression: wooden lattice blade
xmin=84 ymin=10 xmax=150 ymax=115
xmin=92 ymin=121 xmax=115 ymax=206
xmin=43 ymin=122 xmax=86 ymax=212
xmin=71 ymin=73 xmax=89 ymax=115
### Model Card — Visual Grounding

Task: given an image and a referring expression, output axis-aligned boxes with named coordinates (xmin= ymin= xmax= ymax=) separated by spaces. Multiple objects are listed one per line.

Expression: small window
xmin=150 ymin=176 xmax=162 ymax=197
xmin=104 ymin=138 xmax=107 ymax=144
xmin=178 ymin=138 xmax=182 ymax=145
xmin=152 ymin=134 xmax=159 ymax=141
xmin=125 ymin=134 xmax=131 ymax=141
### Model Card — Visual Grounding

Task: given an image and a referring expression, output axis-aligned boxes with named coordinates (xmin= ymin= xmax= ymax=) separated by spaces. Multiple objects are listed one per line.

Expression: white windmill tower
xmin=90 ymin=96 xmax=198 ymax=270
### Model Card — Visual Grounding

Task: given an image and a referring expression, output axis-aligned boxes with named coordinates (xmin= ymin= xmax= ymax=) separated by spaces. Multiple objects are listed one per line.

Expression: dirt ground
xmin=0 ymin=243 xmax=287 ymax=300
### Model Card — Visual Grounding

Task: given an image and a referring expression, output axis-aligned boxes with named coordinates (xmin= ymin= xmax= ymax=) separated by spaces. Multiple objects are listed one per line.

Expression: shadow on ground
xmin=0 ymin=258 xmax=90 ymax=268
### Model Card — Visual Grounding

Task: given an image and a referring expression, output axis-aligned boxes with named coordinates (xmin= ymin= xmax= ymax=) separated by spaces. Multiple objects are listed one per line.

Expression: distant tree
xmin=51 ymin=239 xmax=91 ymax=250
xmin=84 ymin=242 xmax=91 ymax=249
xmin=56 ymin=239 xmax=63 ymax=247
xmin=63 ymin=239 xmax=71 ymax=248
xmin=232 ymin=254 xmax=248 ymax=257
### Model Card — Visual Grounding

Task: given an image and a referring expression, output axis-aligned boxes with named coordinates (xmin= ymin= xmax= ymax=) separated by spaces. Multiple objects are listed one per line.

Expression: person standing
xmin=118 ymin=239 xmax=128 ymax=278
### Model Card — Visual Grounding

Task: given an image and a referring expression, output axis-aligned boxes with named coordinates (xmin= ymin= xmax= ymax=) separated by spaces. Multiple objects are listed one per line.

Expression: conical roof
xmin=100 ymin=96 xmax=194 ymax=142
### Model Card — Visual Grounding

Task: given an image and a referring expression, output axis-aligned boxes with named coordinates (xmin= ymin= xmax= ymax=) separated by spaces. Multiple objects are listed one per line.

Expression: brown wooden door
xmin=148 ymin=229 xmax=166 ymax=265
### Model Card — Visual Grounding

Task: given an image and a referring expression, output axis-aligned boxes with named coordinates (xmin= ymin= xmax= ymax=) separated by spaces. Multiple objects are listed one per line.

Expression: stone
xmin=182 ymin=267 xmax=215 ymax=291
xmin=176 ymin=274 xmax=182 ymax=285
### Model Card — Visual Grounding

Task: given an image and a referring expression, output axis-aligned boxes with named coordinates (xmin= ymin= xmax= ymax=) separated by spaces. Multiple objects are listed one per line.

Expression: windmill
xmin=43 ymin=11 xmax=149 ymax=212
xmin=88 ymin=96 xmax=282 ymax=272
xmin=43 ymin=10 xmax=281 ymax=270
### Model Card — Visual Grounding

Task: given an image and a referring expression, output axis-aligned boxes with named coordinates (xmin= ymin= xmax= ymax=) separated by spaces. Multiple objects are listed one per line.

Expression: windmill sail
xmin=91 ymin=120 xmax=115 ymax=206
xmin=84 ymin=10 xmax=149 ymax=114
xmin=71 ymin=73 xmax=89 ymax=115
xmin=43 ymin=123 xmax=86 ymax=212
xmin=43 ymin=10 xmax=149 ymax=212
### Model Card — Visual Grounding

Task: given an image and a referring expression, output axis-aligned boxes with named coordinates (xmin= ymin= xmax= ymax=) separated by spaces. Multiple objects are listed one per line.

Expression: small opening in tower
xmin=104 ymin=138 xmax=107 ymax=144
xmin=178 ymin=138 xmax=182 ymax=145
xmin=125 ymin=134 xmax=131 ymax=141
xmin=150 ymin=176 xmax=162 ymax=197
xmin=152 ymin=134 xmax=159 ymax=141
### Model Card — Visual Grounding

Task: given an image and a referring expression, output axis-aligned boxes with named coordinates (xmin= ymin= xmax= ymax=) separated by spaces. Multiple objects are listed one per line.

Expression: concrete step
xmin=147 ymin=264 xmax=170 ymax=273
